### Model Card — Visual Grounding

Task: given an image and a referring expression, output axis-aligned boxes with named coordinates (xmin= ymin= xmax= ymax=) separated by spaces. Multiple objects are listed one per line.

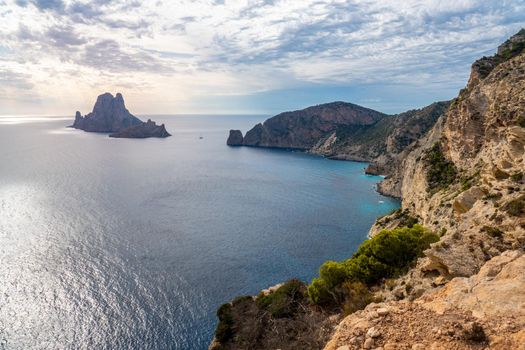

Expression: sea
xmin=0 ymin=115 xmax=399 ymax=350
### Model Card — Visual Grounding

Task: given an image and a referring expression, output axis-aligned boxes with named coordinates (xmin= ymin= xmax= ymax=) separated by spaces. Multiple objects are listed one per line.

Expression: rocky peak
xmin=71 ymin=93 xmax=171 ymax=138
xmin=468 ymin=28 xmax=525 ymax=89
xmin=497 ymin=28 xmax=525 ymax=56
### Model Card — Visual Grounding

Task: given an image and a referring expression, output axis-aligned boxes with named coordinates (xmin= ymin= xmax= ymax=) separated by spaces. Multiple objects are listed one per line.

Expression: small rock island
xmin=226 ymin=129 xmax=244 ymax=146
xmin=72 ymin=92 xmax=171 ymax=138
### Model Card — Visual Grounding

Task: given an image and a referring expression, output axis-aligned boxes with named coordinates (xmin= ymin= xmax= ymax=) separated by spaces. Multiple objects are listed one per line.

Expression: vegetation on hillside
xmin=498 ymin=28 xmax=525 ymax=60
xmin=423 ymin=143 xmax=457 ymax=193
xmin=255 ymin=279 xmax=305 ymax=318
xmin=504 ymin=195 xmax=525 ymax=217
xmin=215 ymin=303 xmax=235 ymax=343
xmin=308 ymin=225 xmax=438 ymax=306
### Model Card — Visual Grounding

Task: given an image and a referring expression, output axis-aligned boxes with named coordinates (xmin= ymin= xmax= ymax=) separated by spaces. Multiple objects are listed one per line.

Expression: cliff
xmin=330 ymin=28 xmax=525 ymax=349
xmin=212 ymin=29 xmax=525 ymax=350
xmin=72 ymin=93 xmax=171 ymax=138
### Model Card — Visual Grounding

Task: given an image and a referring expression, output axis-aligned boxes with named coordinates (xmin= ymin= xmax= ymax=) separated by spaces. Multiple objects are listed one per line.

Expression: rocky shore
xmin=212 ymin=29 xmax=525 ymax=350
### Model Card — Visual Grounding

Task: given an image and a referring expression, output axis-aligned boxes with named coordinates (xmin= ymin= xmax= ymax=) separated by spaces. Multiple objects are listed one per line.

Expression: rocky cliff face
xmin=72 ymin=93 xmax=171 ymax=138
xmin=212 ymin=30 xmax=525 ymax=350
xmin=349 ymin=30 xmax=525 ymax=349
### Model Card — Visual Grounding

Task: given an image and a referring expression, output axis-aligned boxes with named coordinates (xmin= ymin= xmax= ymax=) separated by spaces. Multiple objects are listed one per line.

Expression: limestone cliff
xmin=342 ymin=29 xmax=525 ymax=349
xmin=312 ymin=101 xmax=450 ymax=197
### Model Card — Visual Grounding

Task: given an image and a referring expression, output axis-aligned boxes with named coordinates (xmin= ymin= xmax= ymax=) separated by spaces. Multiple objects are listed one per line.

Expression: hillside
xmin=227 ymin=101 xmax=386 ymax=149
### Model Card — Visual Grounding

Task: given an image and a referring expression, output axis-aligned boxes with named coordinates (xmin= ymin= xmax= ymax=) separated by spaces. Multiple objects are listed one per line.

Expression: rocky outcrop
xmin=227 ymin=130 xmax=244 ymax=146
xmin=72 ymin=92 xmax=142 ymax=132
xmin=325 ymin=251 xmax=525 ymax=350
xmin=72 ymin=92 xmax=171 ymax=138
xmin=109 ymin=119 xmax=171 ymax=138
xmin=208 ymin=282 xmax=339 ymax=350
xmin=241 ymin=102 xmax=386 ymax=149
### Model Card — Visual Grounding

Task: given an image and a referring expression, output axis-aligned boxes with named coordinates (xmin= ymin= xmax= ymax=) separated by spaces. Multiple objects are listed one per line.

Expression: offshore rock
xmin=72 ymin=92 xmax=142 ymax=132
xmin=72 ymin=92 xmax=171 ymax=138
xmin=226 ymin=130 xmax=243 ymax=146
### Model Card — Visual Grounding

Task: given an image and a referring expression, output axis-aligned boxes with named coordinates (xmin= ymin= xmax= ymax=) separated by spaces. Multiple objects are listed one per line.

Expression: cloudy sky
xmin=0 ymin=0 xmax=523 ymax=116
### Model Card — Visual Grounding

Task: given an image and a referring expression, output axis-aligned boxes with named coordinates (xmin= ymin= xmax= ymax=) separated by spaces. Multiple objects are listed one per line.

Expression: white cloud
xmin=0 ymin=0 xmax=523 ymax=114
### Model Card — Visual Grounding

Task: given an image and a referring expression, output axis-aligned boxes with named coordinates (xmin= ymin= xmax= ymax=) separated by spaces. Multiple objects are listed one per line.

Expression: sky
xmin=0 ymin=0 xmax=524 ymax=116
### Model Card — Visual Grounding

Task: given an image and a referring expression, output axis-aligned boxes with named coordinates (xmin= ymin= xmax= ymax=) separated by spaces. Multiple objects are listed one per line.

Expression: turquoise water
xmin=0 ymin=115 xmax=399 ymax=349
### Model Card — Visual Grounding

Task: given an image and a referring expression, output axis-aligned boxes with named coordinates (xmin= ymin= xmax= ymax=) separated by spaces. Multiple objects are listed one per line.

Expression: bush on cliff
xmin=308 ymin=225 xmax=438 ymax=305
xmin=424 ymin=143 xmax=457 ymax=193
xmin=504 ymin=195 xmax=525 ymax=216
xmin=215 ymin=303 xmax=234 ymax=342
xmin=256 ymin=279 xmax=305 ymax=318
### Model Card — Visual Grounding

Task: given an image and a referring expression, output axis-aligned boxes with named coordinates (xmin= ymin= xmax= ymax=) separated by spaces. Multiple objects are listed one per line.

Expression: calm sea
xmin=0 ymin=115 xmax=399 ymax=350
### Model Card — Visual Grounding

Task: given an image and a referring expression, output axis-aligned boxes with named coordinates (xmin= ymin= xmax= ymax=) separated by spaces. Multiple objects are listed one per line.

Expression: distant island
xmin=71 ymin=92 xmax=171 ymax=138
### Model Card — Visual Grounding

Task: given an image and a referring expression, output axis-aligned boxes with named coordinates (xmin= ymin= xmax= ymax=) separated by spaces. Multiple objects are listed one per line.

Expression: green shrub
xmin=424 ymin=143 xmax=457 ymax=193
xmin=480 ymin=226 xmax=504 ymax=238
xmin=256 ymin=279 xmax=304 ymax=318
xmin=504 ymin=195 xmax=525 ymax=216
xmin=511 ymin=172 xmax=523 ymax=183
xmin=308 ymin=225 xmax=438 ymax=305
xmin=460 ymin=171 xmax=480 ymax=191
xmin=499 ymin=39 xmax=525 ymax=60
xmin=215 ymin=303 xmax=234 ymax=342
xmin=517 ymin=115 xmax=525 ymax=128
xmin=392 ymin=209 xmax=419 ymax=228
xmin=483 ymin=192 xmax=502 ymax=200
xmin=232 ymin=295 xmax=253 ymax=306
xmin=308 ymin=277 xmax=334 ymax=305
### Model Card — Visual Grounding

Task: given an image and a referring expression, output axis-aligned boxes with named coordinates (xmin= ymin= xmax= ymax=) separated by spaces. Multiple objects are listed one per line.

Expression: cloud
xmin=46 ymin=25 xmax=87 ymax=46
xmin=80 ymin=39 xmax=172 ymax=73
xmin=0 ymin=0 xmax=524 ymax=115
xmin=16 ymin=0 xmax=64 ymax=12
xmin=0 ymin=69 xmax=33 ymax=90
